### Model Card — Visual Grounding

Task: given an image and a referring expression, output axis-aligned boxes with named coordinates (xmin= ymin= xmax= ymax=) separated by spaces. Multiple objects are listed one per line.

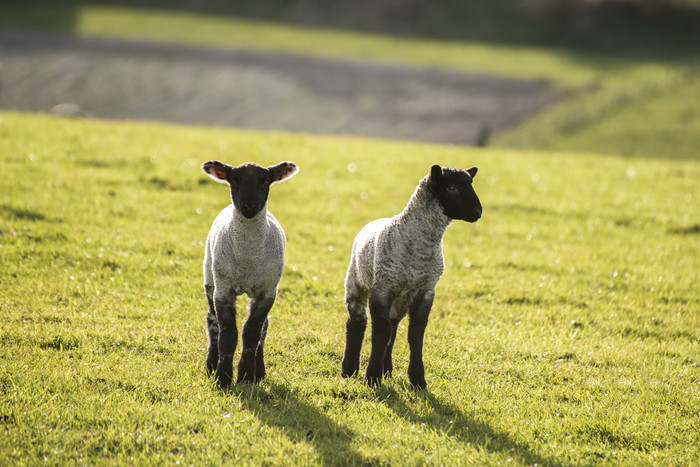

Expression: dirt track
xmin=0 ymin=29 xmax=556 ymax=145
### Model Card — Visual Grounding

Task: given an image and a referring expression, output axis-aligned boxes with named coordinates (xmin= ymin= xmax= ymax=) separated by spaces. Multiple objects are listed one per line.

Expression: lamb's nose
xmin=473 ymin=206 xmax=482 ymax=218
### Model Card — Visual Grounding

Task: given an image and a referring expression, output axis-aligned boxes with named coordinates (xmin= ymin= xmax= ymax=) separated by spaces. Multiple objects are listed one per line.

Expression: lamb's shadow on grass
xmin=233 ymin=382 xmax=363 ymax=466
xmin=377 ymin=385 xmax=562 ymax=467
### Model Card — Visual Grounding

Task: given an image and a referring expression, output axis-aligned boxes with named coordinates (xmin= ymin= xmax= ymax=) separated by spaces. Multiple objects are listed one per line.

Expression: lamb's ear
xmin=466 ymin=166 xmax=478 ymax=179
xmin=202 ymin=161 xmax=233 ymax=184
xmin=269 ymin=161 xmax=299 ymax=183
xmin=429 ymin=164 xmax=442 ymax=187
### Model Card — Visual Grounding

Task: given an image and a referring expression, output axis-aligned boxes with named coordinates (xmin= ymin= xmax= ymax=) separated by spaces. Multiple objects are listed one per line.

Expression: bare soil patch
xmin=0 ymin=29 xmax=556 ymax=145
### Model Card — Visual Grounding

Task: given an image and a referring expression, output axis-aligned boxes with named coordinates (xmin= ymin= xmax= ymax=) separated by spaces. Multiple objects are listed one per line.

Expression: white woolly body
xmin=203 ymin=203 xmax=285 ymax=299
xmin=345 ymin=176 xmax=451 ymax=318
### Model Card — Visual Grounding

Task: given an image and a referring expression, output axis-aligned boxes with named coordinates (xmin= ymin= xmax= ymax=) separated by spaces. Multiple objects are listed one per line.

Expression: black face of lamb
xmin=430 ymin=165 xmax=482 ymax=223
xmin=202 ymin=160 xmax=299 ymax=220
xmin=227 ymin=164 xmax=272 ymax=219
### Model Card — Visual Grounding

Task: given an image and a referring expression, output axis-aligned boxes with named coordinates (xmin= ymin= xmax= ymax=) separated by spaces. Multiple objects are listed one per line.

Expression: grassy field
xmin=494 ymin=69 xmax=700 ymax=160
xmin=2 ymin=2 xmax=699 ymax=160
xmin=1 ymin=111 xmax=698 ymax=465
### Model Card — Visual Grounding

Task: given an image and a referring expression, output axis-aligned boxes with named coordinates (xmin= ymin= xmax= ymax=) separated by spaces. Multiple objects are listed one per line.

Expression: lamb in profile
xmin=341 ymin=164 xmax=482 ymax=388
xmin=202 ymin=160 xmax=298 ymax=388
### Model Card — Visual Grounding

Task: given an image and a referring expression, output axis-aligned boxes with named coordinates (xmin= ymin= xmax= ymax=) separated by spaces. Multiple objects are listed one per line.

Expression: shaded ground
xmin=0 ymin=29 xmax=556 ymax=145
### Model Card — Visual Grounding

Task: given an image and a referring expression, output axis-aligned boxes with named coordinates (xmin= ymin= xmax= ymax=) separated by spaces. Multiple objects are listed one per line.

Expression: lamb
xmin=202 ymin=160 xmax=298 ymax=388
xmin=341 ymin=164 xmax=482 ymax=388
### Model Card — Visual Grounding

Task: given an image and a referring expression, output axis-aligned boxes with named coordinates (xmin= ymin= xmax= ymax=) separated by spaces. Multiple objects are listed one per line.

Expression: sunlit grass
xmin=501 ymin=71 xmax=700 ymax=159
xmin=1 ymin=111 xmax=698 ymax=465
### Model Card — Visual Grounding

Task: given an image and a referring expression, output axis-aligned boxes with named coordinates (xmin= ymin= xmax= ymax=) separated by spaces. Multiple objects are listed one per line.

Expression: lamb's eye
xmin=446 ymin=185 xmax=459 ymax=193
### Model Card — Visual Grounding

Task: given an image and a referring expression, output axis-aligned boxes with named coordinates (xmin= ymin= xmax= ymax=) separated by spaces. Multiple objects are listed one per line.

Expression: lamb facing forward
xmin=202 ymin=160 xmax=298 ymax=388
xmin=341 ymin=164 xmax=482 ymax=388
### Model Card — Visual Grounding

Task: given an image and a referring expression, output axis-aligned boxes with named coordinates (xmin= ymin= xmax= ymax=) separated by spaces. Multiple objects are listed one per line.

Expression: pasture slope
xmin=1 ymin=111 xmax=698 ymax=465
xmin=2 ymin=3 xmax=699 ymax=160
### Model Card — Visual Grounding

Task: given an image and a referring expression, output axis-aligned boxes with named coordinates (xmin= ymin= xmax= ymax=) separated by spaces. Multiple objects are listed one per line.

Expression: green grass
xmin=499 ymin=71 xmax=700 ymax=159
xmin=1 ymin=111 xmax=699 ymax=465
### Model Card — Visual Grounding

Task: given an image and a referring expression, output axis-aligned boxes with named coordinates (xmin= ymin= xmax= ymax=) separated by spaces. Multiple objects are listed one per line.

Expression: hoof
xmin=236 ymin=371 xmax=256 ymax=385
xmin=408 ymin=378 xmax=427 ymax=390
xmin=214 ymin=371 xmax=232 ymax=389
xmin=341 ymin=360 xmax=359 ymax=378
xmin=365 ymin=375 xmax=382 ymax=387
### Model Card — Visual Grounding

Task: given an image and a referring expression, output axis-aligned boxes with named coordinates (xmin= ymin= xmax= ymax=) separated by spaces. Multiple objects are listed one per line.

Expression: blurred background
xmin=1 ymin=0 xmax=699 ymax=156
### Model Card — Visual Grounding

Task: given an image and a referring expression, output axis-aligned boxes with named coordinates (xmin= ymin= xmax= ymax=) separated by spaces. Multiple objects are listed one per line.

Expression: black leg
xmin=383 ymin=318 xmax=401 ymax=377
xmin=341 ymin=282 xmax=368 ymax=378
xmin=205 ymin=286 xmax=219 ymax=375
xmin=407 ymin=292 xmax=434 ymax=389
xmin=214 ymin=293 xmax=237 ymax=389
xmin=255 ymin=317 xmax=269 ymax=382
xmin=237 ymin=296 xmax=275 ymax=384
xmin=365 ymin=290 xmax=393 ymax=386
xmin=342 ymin=293 xmax=367 ymax=378
xmin=342 ymin=315 xmax=367 ymax=377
